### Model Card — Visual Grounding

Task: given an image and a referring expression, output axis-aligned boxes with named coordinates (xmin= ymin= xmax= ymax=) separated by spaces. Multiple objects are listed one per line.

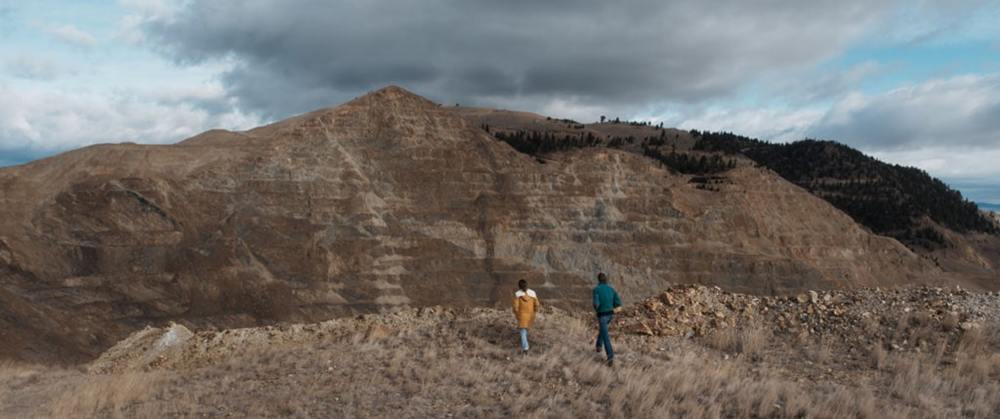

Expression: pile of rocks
xmin=620 ymin=284 xmax=999 ymax=352
xmin=89 ymin=322 xmax=194 ymax=374
xmin=620 ymin=285 xmax=758 ymax=337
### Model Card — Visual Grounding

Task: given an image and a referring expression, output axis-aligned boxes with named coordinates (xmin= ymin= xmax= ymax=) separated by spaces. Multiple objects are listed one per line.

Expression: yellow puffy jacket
xmin=512 ymin=289 xmax=540 ymax=328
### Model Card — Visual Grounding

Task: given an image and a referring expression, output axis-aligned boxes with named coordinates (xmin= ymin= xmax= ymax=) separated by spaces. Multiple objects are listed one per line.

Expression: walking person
xmin=512 ymin=279 xmax=540 ymax=354
xmin=593 ymin=272 xmax=622 ymax=366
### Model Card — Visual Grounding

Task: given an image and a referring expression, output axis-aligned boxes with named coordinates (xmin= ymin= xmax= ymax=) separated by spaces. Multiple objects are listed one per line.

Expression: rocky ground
xmin=621 ymin=284 xmax=999 ymax=349
xmin=1 ymin=285 xmax=998 ymax=418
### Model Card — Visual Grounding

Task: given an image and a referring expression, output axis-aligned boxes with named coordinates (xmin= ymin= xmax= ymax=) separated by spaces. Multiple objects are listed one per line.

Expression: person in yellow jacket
xmin=512 ymin=279 xmax=540 ymax=353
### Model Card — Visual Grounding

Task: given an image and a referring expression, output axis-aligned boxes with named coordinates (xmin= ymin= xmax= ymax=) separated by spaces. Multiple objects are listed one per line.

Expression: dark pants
xmin=595 ymin=313 xmax=614 ymax=360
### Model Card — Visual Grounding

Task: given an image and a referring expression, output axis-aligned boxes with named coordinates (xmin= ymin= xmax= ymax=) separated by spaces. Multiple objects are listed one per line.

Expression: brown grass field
xmin=1 ymin=294 xmax=998 ymax=418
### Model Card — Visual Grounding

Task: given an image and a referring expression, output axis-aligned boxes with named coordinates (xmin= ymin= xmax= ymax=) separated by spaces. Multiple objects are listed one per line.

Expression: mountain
xmin=692 ymin=134 xmax=997 ymax=243
xmin=0 ymin=86 xmax=953 ymax=362
xmin=686 ymin=133 xmax=1000 ymax=284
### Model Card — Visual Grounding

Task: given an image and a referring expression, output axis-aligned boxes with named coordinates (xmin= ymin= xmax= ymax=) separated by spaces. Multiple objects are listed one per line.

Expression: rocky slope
xmin=619 ymin=284 xmax=999 ymax=349
xmin=0 ymin=86 xmax=939 ymax=362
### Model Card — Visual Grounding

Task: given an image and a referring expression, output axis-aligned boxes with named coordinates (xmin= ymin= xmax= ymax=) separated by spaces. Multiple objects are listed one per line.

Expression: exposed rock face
xmin=0 ymin=86 xmax=937 ymax=362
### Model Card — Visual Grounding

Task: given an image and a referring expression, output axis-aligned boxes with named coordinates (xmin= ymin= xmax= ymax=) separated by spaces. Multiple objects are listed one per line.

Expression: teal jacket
xmin=592 ymin=283 xmax=622 ymax=315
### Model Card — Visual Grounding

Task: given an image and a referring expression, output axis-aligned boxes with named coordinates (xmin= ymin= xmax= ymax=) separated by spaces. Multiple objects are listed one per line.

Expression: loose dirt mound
xmin=89 ymin=323 xmax=194 ymax=374
xmin=86 ymin=306 xmax=580 ymax=373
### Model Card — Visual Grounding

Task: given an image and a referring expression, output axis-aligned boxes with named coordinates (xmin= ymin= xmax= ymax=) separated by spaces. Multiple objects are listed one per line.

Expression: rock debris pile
xmin=620 ymin=284 xmax=1000 ymax=352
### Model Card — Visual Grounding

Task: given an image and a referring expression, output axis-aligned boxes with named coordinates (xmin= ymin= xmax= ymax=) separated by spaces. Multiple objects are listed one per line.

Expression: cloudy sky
xmin=2 ymin=1 xmax=999 ymax=204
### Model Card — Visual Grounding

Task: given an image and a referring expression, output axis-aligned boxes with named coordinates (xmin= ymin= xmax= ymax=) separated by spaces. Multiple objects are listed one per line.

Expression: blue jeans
xmin=519 ymin=328 xmax=529 ymax=351
xmin=596 ymin=313 xmax=614 ymax=360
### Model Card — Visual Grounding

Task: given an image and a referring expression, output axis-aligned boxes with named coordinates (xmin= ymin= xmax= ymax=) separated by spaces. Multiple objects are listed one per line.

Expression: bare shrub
xmin=942 ymin=311 xmax=961 ymax=331
xmin=808 ymin=336 xmax=832 ymax=364
xmin=704 ymin=328 xmax=740 ymax=353
xmin=956 ymin=323 xmax=1000 ymax=356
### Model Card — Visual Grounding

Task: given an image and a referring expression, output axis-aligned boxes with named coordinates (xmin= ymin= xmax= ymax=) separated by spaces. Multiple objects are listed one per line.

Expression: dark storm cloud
xmin=139 ymin=0 xmax=890 ymax=119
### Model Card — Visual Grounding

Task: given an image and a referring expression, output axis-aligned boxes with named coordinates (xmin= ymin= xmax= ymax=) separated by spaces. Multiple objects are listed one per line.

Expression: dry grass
xmin=0 ymin=361 xmax=34 ymax=380
xmin=1 ymin=360 xmax=163 ymax=418
xmin=48 ymin=372 xmax=163 ymax=418
xmin=703 ymin=325 xmax=770 ymax=359
xmin=869 ymin=341 xmax=888 ymax=370
xmin=1 ymin=310 xmax=998 ymax=418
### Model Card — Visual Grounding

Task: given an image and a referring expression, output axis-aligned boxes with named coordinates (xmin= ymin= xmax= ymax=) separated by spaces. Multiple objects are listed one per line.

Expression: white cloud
xmin=0 ymin=82 xmax=261 ymax=158
xmin=4 ymin=53 xmax=70 ymax=80
xmin=870 ymin=147 xmax=1000 ymax=181
xmin=41 ymin=24 xmax=98 ymax=48
xmin=759 ymin=61 xmax=885 ymax=104
xmin=117 ymin=0 xmax=186 ymax=44
xmin=808 ymin=74 xmax=1000 ymax=150
xmin=871 ymin=0 xmax=1000 ymax=46
xmin=668 ymin=106 xmax=825 ymax=142
xmin=653 ymin=73 xmax=1000 ymax=184
xmin=634 ymin=72 xmax=1000 ymax=184
xmin=119 ymin=0 xmax=184 ymax=18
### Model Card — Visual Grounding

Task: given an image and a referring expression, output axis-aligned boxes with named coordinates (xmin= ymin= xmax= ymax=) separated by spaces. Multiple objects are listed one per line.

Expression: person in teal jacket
xmin=592 ymin=272 xmax=622 ymax=366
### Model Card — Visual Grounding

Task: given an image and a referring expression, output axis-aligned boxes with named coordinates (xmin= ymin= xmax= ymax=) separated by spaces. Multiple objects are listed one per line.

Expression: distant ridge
xmin=692 ymin=133 xmax=998 ymax=248
xmin=979 ymin=202 xmax=1000 ymax=212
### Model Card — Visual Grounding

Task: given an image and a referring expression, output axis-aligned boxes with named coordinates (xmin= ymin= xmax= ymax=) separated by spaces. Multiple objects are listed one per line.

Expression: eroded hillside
xmin=459 ymin=109 xmax=1000 ymax=291
xmin=0 ymin=86 xmax=940 ymax=362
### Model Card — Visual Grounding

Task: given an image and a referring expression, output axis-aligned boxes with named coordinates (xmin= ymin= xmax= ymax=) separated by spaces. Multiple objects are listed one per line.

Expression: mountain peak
xmin=247 ymin=85 xmax=448 ymax=141
xmin=374 ymin=85 xmax=418 ymax=96
xmin=350 ymin=85 xmax=440 ymax=109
